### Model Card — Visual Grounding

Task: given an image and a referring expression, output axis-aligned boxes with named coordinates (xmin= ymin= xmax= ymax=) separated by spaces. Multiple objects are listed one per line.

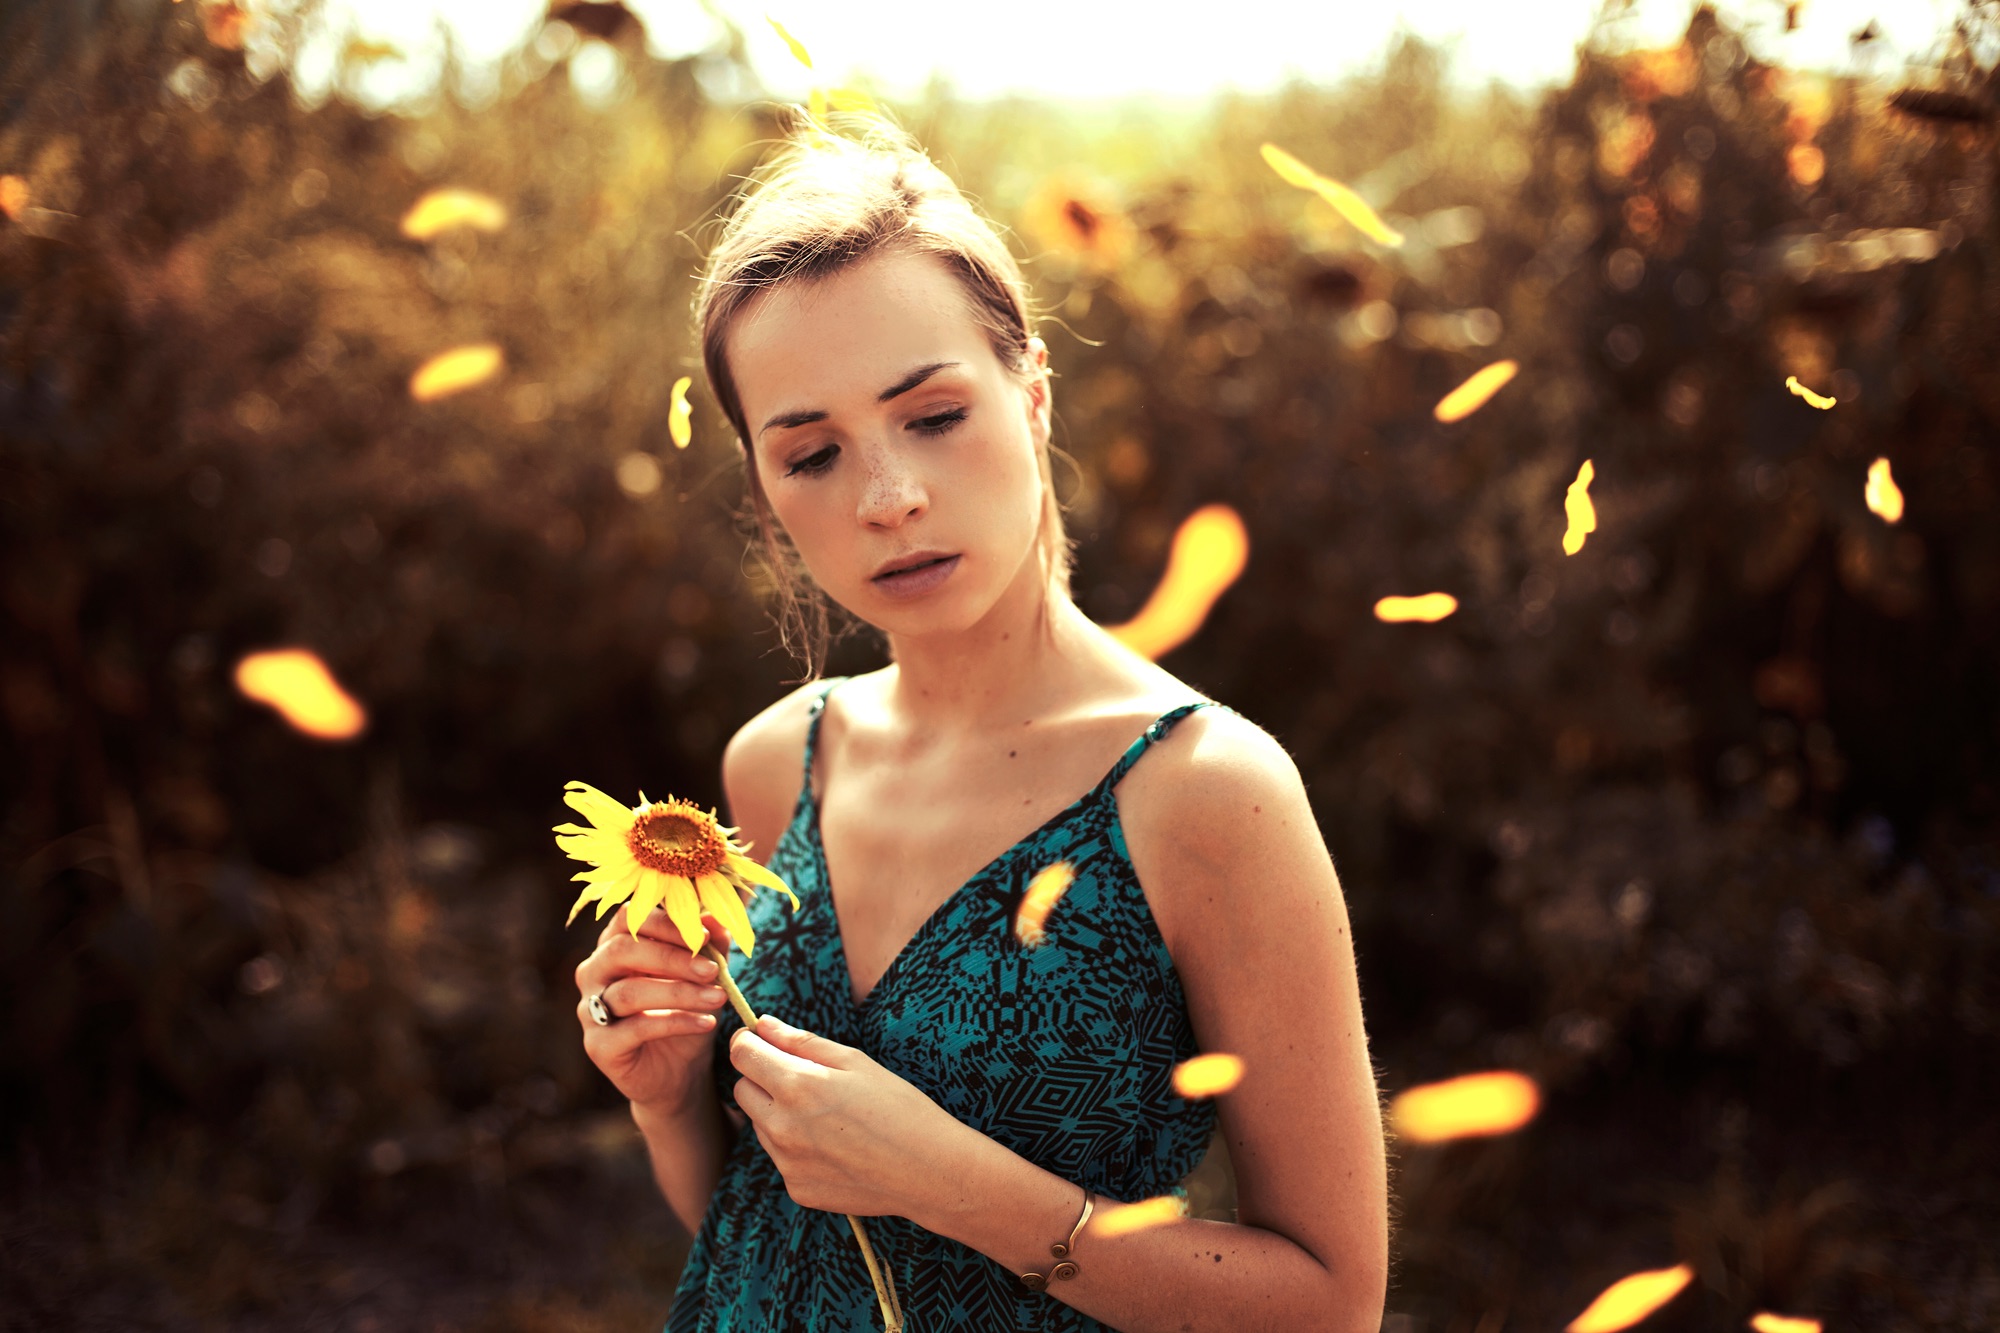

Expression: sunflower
xmin=553 ymin=781 xmax=800 ymax=955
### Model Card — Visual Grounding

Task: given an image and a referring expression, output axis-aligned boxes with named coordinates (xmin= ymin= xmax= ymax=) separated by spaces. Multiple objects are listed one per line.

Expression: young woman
xmin=572 ymin=116 xmax=1387 ymax=1332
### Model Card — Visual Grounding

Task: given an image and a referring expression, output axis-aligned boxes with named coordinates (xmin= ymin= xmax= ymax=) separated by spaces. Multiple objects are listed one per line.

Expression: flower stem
xmin=699 ymin=943 xmax=905 ymax=1332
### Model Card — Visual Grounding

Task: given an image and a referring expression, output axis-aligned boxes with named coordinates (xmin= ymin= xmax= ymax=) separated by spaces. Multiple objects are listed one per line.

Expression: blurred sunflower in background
xmin=554 ymin=781 xmax=799 ymax=953
xmin=1021 ymin=172 xmax=1133 ymax=272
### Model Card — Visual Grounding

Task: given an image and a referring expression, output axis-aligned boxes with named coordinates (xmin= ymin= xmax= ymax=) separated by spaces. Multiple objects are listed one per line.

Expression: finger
xmin=754 ymin=1013 xmax=853 ymax=1070
xmin=728 ymin=1027 xmax=821 ymax=1083
xmin=582 ymin=1008 xmax=718 ymax=1053
xmin=604 ymin=975 xmax=729 ymax=1017
xmin=592 ymin=931 xmax=721 ymax=988
xmin=732 ymin=1071 xmax=774 ymax=1120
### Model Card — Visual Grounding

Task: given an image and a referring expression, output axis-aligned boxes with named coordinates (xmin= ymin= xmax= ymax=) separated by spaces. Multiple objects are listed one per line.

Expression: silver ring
xmin=587 ymin=990 xmax=616 ymax=1026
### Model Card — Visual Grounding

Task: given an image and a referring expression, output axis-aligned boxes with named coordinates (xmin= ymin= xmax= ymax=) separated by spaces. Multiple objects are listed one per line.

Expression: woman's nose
xmin=856 ymin=458 xmax=927 ymax=527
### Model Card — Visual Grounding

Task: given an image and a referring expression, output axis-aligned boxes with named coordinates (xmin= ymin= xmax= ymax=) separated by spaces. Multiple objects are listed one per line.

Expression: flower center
xmin=627 ymin=801 xmax=728 ymax=879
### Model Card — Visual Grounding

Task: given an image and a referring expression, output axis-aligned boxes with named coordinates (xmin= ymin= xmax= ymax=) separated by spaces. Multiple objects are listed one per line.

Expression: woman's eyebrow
xmin=757 ymin=360 xmax=962 ymax=437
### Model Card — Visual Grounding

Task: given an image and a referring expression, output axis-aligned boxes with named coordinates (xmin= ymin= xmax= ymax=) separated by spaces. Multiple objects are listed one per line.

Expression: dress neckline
xmin=796 ymin=682 xmax=1215 ymax=1012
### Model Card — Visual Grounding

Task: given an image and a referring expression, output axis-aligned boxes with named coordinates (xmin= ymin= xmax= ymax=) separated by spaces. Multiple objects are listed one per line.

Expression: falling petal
xmin=1374 ymin=593 xmax=1459 ymax=623
xmin=1107 ymin=504 xmax=1250 ymax=661
xmin=827 ymin=86 xmax=878 ymax=113
xmin=669 ymin=375 xmax=694 ymax=449
xmin=1563 ymin=459 xmax=1597 ymax=556
xmin=400 ymin=188 xmax=507 ymax=241
xmin=0 ymin=175 xmax=27 ymax=220
xmin=1434 ymin=359 xmax=1520 ymax=422
xmin=1785 ymin=375 xmax=1837 ymax=410
xmin=410 ymin=343 xmax=503 ymax=402
xmin=1260 ymin=143 xmax=1404 ymax=247
xmin=1865 ymin=457 xmax=1904 ymax=523
xmin=1014 ymin=861 xmax=1075 ymax=948
xmin=767 ymin=15 xmax=812 ymax=69
xmin=1749 ymin=1315 xmax=1821 ymax=1333
xmin=1093 ymin=1195 xmax=1187 ymax=1239
xmin=1389 ymin=1070 xmax=1540 ymax=1144
xmin=1171 ymin=1053 xmax=1246 ymax=1098
xmin=233 ymin=649 xmax=366 ymax=740
xmin=1565 ymin=1264 xmax=1694 ymax=1333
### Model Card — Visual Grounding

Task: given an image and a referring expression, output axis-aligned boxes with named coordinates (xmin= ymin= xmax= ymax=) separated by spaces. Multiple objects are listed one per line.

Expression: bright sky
xmin=280 ymin=0 xmax=1962 ymax=110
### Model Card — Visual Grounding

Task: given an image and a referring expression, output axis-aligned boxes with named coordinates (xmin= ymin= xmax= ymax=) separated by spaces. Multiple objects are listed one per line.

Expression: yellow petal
xmin=399 ymin=187 xmax=506 ymax=241
xmin=697 ymin=872 xmax=758 ymax=959
xmin=827 ymin=85 xmax=877 ymax=113
xmin=623 ymin=869 xmax=668 ymax=937
xmin=1784 ymin=375 xmax=1836 ymax=410
xmin=668 ymin=376 xmax=693 ymax=449
xmin=809 ymin=86 xmax=827 ymax=125
xmin=409 ymin=344 xmax=503 ymax=402
xmin=1390 ymin=1070 xmax=1541 ymax=1143
xmin=555 ymin=830 xmax=623 ymax=864
xmin=767 ymin=15 xmax=812 ymax=69
xmin=727 ymin=851 xmax=802 ymax=911
xmin=1565 ymin=1263 xmax=1693 ymax=1333
xmin=661 ymin=874 xmax=707 ymax=954
xmin=1864 ymin=456 xmax=1903 ymax=523
xmin=1094 ymin=1195 xmax=1186 ymax=1239
xmin=575 ymin=863 xmax=640 ymax=925
xmin=1433 ymin=359 xmax=1519 ymax=422
xmin=1563 ymin=459 xmax=1597 ymax=557
xmin=1260 ymin=143 xmax=1404 ymax=246
xmin=1374 ymin=593 xmax=1459 ymax=623
xmin=564 ymin=781 xmax=637 ymax=833
xmin=1104 ymin=504 xmax=1249 ymax=661
xmin=1171 ymin=1052 xmax=1246 ymax=1098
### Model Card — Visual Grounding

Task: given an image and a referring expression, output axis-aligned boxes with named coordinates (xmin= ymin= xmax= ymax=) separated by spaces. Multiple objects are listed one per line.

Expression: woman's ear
xmin=1024 ymin=337 xmax=1052 ymax=444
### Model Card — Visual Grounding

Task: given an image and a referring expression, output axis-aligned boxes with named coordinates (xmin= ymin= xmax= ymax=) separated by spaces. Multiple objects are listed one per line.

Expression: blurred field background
xmin=3 ymin=0 xmax=1999 ymax=1329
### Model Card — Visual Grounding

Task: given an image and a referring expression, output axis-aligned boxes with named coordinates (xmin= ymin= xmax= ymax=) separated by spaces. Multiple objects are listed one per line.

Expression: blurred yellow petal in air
xmin=1093 ymin=1195 xmax=1186 ymax=1239
xmin=1749 ymin=1315 xmax=1821 ymax=1333
xmin=1013 ymin=861 xmax=1074 ymax=948
xmin=1564 ymin=459 xmax=1597 ymax=556
xmin=1171 ymin=1053 xmax=1245 ymax=1098
xmin=0 ymin=175 xmax=27 ymax=220
xmin=1785 ymin=375 xmax=1836 ymax=409
xmin=1865 ymin=457 xmax=1903 ymax=523
xmin=1565 ymin=1264 xmax=1694 ymax=1333
xmin=234 ymin=649 xmax=367 ymax=740
xmin=767 ymin=15 xmax=812 ymax=69
xmin=400 ymin=188 xmax=507 ymax=241
xmin=1107 ymin=504 xmax=1249 ymax=661
xmin=669 ymin=376 xmax=694 ymax=449
xmin=1434 ymin=359 xmax=1520 ymax=422
xmin=1389 ymin=1070 xmax=1540 ymax=1144
xmin=1260 ymin=143 xmax=1404 ymax=247
xmin=410 ymin=343 xmax=503 ymax=402
xmin=1374 ymin=593 xmax=1458 ymax=623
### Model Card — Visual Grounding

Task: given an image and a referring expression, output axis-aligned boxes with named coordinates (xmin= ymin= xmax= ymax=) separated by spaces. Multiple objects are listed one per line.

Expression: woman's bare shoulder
xmin=720 ymin=680 xmax=833 ymax=858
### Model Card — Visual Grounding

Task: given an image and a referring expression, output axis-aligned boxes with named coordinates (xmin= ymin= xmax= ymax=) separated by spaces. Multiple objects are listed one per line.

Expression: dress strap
xmin=1093 ymin=699 xmax=1225 ymax=797
xmin=799 ymin=676 xmax=850 ymax=805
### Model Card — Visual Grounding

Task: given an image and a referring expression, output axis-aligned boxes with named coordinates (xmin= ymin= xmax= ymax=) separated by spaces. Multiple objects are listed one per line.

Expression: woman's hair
xmin=693 ymin=111 xmax=1072 ymax=679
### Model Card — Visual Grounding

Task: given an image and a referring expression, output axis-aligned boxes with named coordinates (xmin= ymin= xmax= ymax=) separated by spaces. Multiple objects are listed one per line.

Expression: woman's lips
xmin=870 ymin=553 xmax=961 ymax=599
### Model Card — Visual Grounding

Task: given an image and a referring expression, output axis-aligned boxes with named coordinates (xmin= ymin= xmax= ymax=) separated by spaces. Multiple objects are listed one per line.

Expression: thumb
xmin=757 ymin=1014 xmax=848 ymax=1066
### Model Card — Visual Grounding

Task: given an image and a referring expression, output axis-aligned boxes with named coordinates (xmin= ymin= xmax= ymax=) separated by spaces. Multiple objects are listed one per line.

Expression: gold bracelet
xmin=1019 ymin=1188 xmax=1094 ymax=1291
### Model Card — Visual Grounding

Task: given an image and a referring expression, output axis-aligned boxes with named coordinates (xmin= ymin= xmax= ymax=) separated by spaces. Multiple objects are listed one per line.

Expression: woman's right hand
xmin=575 ymin=908 xmax=735 ymax=1115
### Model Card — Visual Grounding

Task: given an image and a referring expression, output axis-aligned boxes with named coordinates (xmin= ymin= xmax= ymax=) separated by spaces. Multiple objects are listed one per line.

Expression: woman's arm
xmin=912 ymin=710 xmax=1389 ymax=1332
xmin=621 ymin=681 xmax=825 ymax=1230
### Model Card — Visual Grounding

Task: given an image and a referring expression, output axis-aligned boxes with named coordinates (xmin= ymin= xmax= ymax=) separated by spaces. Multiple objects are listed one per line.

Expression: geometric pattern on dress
xmin=665 ymin=680 xmax=1229 ymax=1332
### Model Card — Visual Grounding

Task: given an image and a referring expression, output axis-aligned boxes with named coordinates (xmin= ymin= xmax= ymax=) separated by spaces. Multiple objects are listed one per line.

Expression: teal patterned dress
xmin=665 ymin=679 xmax=1228 ymax=1332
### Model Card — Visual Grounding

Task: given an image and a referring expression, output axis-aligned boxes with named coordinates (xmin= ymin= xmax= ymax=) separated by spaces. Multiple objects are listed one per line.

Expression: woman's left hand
xmin=729 ymin=1013 xmax=968 ymax=1218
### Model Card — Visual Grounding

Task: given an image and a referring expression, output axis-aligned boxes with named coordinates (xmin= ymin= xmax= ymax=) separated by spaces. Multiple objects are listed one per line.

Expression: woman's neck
xmin=874 ymin=553 xmax=1100 ymax=736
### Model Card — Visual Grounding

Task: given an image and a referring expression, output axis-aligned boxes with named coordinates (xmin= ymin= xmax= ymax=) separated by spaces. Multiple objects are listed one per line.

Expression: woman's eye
xmin=911 ymin=408 xmax=967 ymax=437
xmin=785 ymin=445 xmax=839 ymax=478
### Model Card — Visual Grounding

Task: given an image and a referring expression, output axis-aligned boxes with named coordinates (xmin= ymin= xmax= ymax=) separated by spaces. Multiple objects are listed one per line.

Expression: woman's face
xmin=728 ymin=246 xmax=1051 ymax=636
